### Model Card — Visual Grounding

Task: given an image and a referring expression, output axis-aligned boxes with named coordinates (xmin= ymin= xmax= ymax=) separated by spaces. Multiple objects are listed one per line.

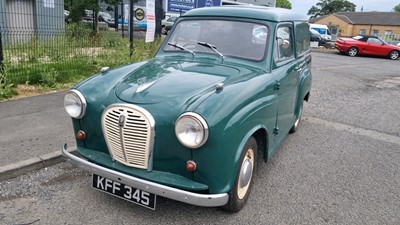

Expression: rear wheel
xmin=347 ymin=47 xmax=358 ymax=57
xmin=389 ymin=50 xmax=399 ymax=60
xmin=290 ymin=101 xmax=303 ymax=133
xmin=222 ymin=136 xmax=257 ymax=212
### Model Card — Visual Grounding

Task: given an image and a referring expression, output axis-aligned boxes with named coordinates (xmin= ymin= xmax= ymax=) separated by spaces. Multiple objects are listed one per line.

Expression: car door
xmin=272 ymin=24 xmax=300 ymax=143
xmin=365 ymin=37 xmax=388 ymax=56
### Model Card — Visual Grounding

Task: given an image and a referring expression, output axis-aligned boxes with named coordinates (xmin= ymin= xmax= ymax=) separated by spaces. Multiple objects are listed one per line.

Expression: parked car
xmin=133 ymin=19 xmax=147 ymax=31
xmin=387 ymin=40 xmax=400 ymax=47
xmin=117 ymin=19 xmax=147 ymax=31
xmin=310 ymin=28 xmax=322 ymax=42
xmin=335 ymin=35 xmax=400 ymax=60
xmin=310 ymin=24 xmax=332 ymax=41
xmin=161 ymin=16 xmax=178 ymax=34
xmin=82 ymin=9 xmax=94 ymax=21
xmin=99 ymin=12 xmax=115 ymax=28
xmin=62 ymin=6 xmax=312 ymax=212
xmin=64 ymin=10 xmax=70 ymax=22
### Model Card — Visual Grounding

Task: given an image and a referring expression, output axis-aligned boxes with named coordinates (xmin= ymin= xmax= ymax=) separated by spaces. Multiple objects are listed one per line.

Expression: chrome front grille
xmin=102 ymin=104 xmax=155 ymax=169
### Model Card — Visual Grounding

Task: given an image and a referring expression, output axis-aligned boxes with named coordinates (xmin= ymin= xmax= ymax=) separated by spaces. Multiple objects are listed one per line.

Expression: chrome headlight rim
xmin=175 ymin=112 xmax=209 ymax=149
xmin=64 ymin=89 xmax=87 ymax=119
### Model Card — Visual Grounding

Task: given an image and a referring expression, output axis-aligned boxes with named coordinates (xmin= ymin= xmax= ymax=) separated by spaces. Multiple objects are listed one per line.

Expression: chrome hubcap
xmin=294 ymin=107 xmax=302 ymax=128
xmin=237 ymin=148 xmax=254 ymax=199
xmin=239 ymin=159 xmax=252 ymax=188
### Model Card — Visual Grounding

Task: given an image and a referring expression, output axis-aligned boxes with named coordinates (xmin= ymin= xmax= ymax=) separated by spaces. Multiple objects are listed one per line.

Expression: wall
xmin=311 ymin=14 xmax=400 ymax=38
xmin=0 ymin=0 xmax=65 ymax=43
xmin=352 ymin=25 xmax=400 ymax=37
xmin=35 ymin=0 xmax=65 ymax=40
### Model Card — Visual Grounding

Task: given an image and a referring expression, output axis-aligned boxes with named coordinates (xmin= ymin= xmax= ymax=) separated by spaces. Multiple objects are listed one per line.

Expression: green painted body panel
xmin=78 ymin=147 xmax=208 ymax=191
xmin=67 ymin=6 xmax=312 ymax=195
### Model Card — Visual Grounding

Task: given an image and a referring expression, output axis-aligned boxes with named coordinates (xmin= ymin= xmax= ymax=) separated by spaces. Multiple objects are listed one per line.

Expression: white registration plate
xmin=92 ymin=174 xmax=156 ymax=210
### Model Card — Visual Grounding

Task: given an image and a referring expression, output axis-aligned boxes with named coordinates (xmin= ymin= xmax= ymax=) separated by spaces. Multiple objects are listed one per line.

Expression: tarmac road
xmin=0 ymin=91 xmax=76 ymax=180
xmin=0 ymin=51 xmax=399 ymax=224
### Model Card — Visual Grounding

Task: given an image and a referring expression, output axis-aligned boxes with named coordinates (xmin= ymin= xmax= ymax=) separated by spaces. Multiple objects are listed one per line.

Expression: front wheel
xmin=161 ymin=27 xmax=167 ymax=35
xmin=222 ymin=136 xmax=257 ymax=212
xmin=347 ymin=47 xmax=358 ymax=57
xmin=389 ymin=50 xmax=399 ymax=60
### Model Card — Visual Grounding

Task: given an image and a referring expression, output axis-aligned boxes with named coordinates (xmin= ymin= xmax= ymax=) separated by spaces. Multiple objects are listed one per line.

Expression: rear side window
xmin=295 ymin=22 xmax=311 ymax=56
xmin=274 ymin=25 xmax=294 ymax=62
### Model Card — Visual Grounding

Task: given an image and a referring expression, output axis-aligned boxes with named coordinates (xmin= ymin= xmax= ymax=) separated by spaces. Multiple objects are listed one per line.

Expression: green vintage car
xmin=62 ymin=5 xmax=312 ymax=212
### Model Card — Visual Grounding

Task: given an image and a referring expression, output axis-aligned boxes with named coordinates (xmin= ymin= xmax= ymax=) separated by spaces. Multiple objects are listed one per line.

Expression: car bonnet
xmin=115 ymin=59 xmax=243 ymax=104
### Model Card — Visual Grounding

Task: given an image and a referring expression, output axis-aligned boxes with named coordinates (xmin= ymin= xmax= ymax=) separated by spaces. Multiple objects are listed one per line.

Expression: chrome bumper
xmin=62 ymin=144 xmax=229 ymax=207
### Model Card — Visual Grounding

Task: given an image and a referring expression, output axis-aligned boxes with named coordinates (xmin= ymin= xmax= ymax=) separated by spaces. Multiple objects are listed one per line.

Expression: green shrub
xmin=0 ymin=63 xmax=17 ymax=100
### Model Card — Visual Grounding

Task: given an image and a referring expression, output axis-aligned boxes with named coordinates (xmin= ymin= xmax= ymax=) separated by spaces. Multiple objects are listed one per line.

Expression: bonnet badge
xmin=118 ymin=114 xmax=126 ymax=127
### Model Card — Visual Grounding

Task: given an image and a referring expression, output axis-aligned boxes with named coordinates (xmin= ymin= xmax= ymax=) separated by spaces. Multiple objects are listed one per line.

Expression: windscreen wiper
xmin=197 ymin=42 xmax=225 ymax=59
xmin=167 ymin=42 xmax=195 ymax=57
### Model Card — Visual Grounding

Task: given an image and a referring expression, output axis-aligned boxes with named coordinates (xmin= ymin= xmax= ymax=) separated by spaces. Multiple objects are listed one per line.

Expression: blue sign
xmin=167 ymin=0 xmax=221 ymax=13
xmin=168 ymin=0 xmax=196 ymax=13
xmin=196 ymin=0 xmax=221 ymax=8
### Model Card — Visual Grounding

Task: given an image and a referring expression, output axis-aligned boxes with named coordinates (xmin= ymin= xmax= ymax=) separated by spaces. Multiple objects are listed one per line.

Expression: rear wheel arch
xmin=304 ymin=92 xmax=310 ymax=102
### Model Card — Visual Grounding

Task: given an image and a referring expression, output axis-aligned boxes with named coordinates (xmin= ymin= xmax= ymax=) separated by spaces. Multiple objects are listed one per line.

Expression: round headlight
xmin=64 ymin=90 xmax=86 ymax=119
xmin=175 ymin=112 xmax=209 ymax=148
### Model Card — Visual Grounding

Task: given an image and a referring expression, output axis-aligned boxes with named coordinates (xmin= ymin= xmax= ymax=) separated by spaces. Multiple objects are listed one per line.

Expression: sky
xmin=290 ymin=0 xmax=398 ymax=17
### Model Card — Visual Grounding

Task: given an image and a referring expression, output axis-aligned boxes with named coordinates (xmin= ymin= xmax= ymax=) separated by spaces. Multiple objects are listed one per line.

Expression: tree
xmin=276 ymin=0 xmax=292 ymax=9
xmin=308 ymin=0 xmax=356 ymax=18
xmin=68 ymin=0 xmax=121 ymax=33
xmin=394 ymin=3 xmax=400 ymax=12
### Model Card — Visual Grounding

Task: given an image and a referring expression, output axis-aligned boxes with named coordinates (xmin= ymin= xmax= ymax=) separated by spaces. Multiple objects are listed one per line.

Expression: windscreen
xmin=163 ymin=19 xmax=268 ymax=61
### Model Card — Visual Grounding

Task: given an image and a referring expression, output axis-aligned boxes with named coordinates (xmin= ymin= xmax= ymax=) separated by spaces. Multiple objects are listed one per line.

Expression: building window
xmin=384 ymin=30 xmax=393 ymax=35
xmin=372 ymin=30 xmax=379 ymax=36
xmin=359 ymin=29 xmax=366 ymax=35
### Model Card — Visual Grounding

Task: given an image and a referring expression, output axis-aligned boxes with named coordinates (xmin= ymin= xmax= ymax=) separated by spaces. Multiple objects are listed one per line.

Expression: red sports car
xmin=335 ymin=35 xmax=400 ymax=60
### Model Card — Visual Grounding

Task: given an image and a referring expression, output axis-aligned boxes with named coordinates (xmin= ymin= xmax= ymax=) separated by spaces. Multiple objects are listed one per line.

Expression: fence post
xmin=121 ymin=0 xmax=125 ymax=38
xmin=129 ymin=0 xmax=134 ymax=58
xmin=0 ymin=26 xmax=4 ymax=83
xmin=155 ymin=0 xmax=163 ymax=36
xmin=114 ymin=4 xmax=118 ymax=31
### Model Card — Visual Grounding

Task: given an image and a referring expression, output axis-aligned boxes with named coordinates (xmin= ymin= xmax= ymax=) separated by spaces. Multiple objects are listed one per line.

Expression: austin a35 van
xmin=62 ymin=5 xmax=312 ymax=212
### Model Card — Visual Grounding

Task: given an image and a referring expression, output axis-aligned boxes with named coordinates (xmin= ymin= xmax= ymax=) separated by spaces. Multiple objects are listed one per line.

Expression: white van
xmin=310 ymin=24 xmax=331 ymax=41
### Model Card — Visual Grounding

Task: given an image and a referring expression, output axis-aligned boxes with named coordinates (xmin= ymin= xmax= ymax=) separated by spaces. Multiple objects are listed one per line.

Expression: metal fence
xmin=0 ymin=0 xmax=144 ymax=87
xmin=378 ymin=34 xmax=400 ymax=44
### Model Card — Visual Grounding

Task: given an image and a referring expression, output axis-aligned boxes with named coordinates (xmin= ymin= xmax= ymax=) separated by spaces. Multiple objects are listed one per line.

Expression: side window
xmin=274 ymin=25 xmax=294 ymax=62
xmin=295 ymin=22 xmax=310 ymax=56
xmin=367 ymin=37 xmax=382 ymax=45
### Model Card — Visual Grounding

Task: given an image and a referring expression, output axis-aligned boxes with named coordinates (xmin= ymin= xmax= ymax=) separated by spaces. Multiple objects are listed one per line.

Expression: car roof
xmin=182 ymin=5 xmax=307 ymax=22
xmin=353 ymin=35 xmax=382 ymax=42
